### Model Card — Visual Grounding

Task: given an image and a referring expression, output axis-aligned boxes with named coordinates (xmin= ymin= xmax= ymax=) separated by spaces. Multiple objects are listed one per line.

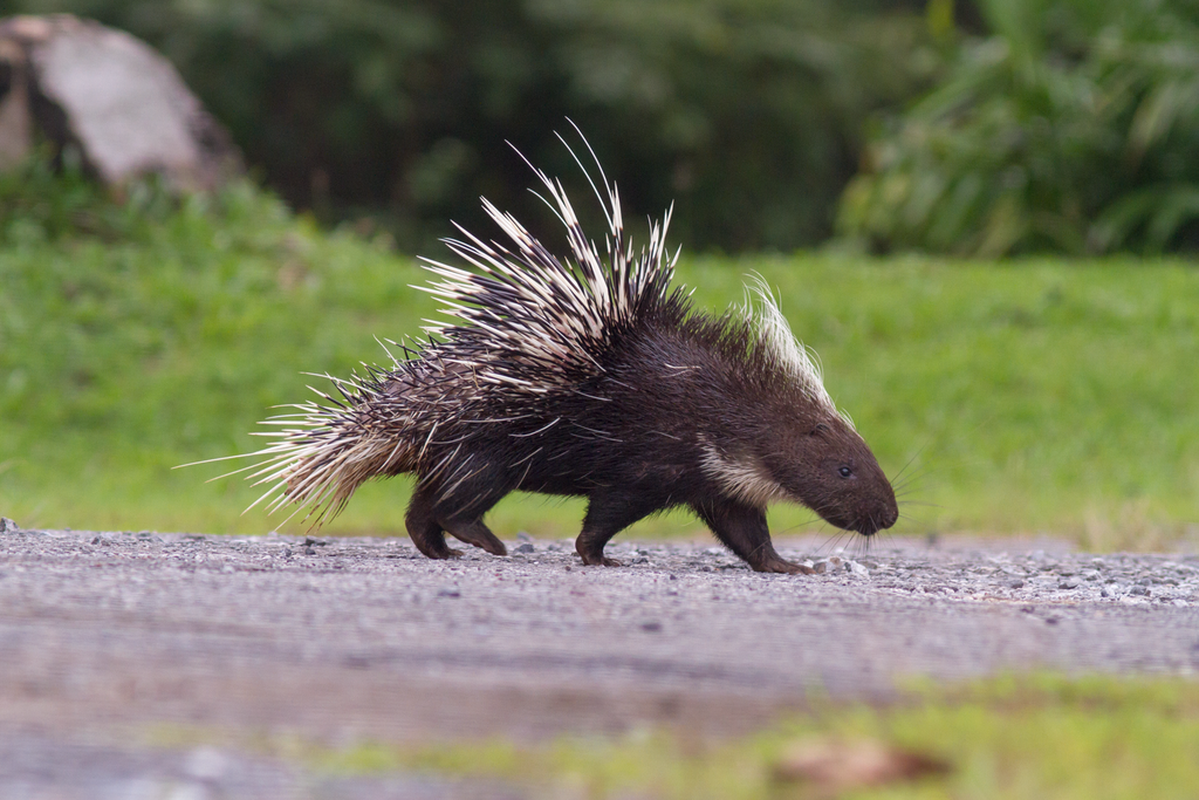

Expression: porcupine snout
xmin=818 ymin=440 xmax=898 ymax=537
xmin=850 ymin=460 xmax=899 ymax=536
xmin=763 ymin=413 xmax=898 ymax=538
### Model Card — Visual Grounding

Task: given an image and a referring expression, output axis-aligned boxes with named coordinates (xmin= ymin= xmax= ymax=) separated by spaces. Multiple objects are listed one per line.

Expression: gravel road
xmin=2 ymin=522 xmax=1198 ymax=798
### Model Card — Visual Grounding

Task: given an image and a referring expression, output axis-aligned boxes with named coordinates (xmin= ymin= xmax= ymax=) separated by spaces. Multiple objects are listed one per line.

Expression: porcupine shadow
xmin=214 ymin=124 xmax=899 ymax=574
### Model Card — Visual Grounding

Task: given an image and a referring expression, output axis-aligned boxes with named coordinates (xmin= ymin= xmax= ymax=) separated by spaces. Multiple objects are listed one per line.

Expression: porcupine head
xmin=222 ymin=125 xmax=898 ymax=573
xmin=711 ymin=291 xmax=900 ymax=539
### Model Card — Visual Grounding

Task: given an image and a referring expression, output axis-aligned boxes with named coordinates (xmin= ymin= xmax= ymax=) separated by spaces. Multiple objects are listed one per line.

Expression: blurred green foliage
xmin=839 ymin=0 xmax=1199 ymax=256
xmin=0 ymin=147 xmax=178 ymax=243
xmin=9 ymin=0 xmax=1199 ymax=255
xmin=321 ymin=675 xmax=1199 ymax=800
xmin=8 ymin=0 xmax=935 ymax=251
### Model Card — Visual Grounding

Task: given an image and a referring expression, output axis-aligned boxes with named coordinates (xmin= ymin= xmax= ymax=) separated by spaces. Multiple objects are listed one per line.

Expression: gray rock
xmin=845 ymin=560 xmax=870 ymax=578
xmin=0 ymin=14 xmax=240 ymax=189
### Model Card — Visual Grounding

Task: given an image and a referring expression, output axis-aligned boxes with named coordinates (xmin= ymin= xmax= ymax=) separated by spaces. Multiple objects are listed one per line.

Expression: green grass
xmin=2 ymin=170 xmax=1198 ymax=545
xmin=154 ymin=674 xmax=1199 ymax=800
xmin=341 ymin=675 xmax=1199 ymax=799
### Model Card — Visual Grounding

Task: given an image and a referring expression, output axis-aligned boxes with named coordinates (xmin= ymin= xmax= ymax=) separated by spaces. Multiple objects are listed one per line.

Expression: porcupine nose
xmin=855 ymin=491 xmax=899 ymax=536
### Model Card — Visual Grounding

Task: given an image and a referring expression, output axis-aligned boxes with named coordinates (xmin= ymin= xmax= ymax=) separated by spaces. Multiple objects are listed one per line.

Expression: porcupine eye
xmin=838 ymin=466 xmax=853 ymax=478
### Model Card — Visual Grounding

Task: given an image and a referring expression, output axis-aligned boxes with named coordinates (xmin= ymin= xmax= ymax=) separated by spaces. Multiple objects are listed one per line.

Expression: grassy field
xmin=359 ymin=675 xmax=1199 ymax=799
xmin=2 ymin=175 xmax=1198 ymax=547
xmin=160 ymin=674 xmax=1199 ymax=799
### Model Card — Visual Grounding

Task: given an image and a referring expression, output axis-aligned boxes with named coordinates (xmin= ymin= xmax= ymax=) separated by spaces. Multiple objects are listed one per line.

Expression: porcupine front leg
xmin=576 ymin=488 xmax=666 ymax=567
xmin=692 ymin=499 xmax=815 ymax=574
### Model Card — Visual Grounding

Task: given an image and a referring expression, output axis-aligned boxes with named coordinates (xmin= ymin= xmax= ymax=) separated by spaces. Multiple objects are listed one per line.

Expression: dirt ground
xmin=2 ymin=526 xmax=1197 ymax=798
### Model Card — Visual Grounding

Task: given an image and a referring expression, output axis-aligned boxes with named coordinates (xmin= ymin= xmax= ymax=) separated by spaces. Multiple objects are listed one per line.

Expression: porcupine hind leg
xmin=441 ymin=515 xmax=507 ymax=556
xmin=692 ymin=499 xmax=815 ymax=575
xmin=405 ymin=484 xmax=461 ymax=559
xmin=405 ymin=483 xmax=509 ymax=558
xmin=576 ymin=488 xmax=666 ymax=567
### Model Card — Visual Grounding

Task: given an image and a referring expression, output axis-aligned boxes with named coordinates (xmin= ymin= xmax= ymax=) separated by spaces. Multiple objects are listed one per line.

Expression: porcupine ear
xmin=417 ymin=122 xmax=679 ymax=393
xmin=740 ymin=274 xmax=849 ymax=427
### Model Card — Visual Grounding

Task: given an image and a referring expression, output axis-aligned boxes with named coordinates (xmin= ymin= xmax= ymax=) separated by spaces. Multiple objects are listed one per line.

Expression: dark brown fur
xmin=386 ymin=292 xmax=898 ymax=573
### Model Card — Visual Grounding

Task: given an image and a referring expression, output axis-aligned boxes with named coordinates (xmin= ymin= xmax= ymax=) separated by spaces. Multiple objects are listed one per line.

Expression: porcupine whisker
xmin=892 ymin=465 xmax=933 ymax=494
xmin=895 ymin=498 xmax=941 ymax=509
xmin=819 ymin=528 xmax=853 ymax=556
xmin=890 ymin=441 xmax=929 ymax=487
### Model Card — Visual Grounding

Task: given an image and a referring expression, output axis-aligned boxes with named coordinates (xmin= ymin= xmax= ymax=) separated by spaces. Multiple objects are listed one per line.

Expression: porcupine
xmin=230 ymin=130 xmax=898 ymax=573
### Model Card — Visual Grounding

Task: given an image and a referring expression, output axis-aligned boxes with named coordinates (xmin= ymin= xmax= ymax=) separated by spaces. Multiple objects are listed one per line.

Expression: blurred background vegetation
xmin=11 ymin=0 xmax=924 ymax=252
xmin=841 ymin=0 xmax=1199 ymax=256
xmin=10 ymin=0 xmax=1199 ymax=255
xmin=5 ymin=0 xmax=938 ymax=252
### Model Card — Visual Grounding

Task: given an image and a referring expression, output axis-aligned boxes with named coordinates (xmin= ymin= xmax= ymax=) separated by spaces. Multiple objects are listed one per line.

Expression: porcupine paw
xmin=580 ymin=554 xmax=622 ymax=567
xmin=466 ymin=534 xmax=507 ymax=557
xmin=425 ymin=546 xmax=464 ymax=560
xmin=575 ymin=539 xmax=621 ymax=567
xmin=443 ymin=521 xmax=508 ymax=557
xmin=575 ymin=532 xmax=623 ymax=568
xmin=475 ymin=539 xmax=507 ymax=557
xmin=751 ymin=555 xmax=815 ymax=575
xmin=410 ymin=535 xmax=464 ymax=560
